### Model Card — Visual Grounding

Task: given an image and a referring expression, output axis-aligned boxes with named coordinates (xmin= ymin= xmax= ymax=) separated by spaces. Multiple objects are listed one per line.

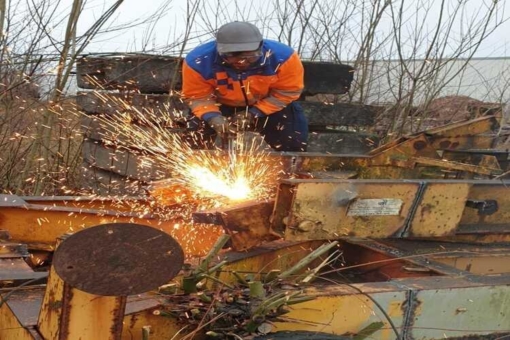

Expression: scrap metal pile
xmin=1 ymin=54 xmax=510 ymax=340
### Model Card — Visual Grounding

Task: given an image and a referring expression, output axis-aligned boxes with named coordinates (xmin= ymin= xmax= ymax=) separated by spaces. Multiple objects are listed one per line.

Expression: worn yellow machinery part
xmin=0 ymin=299 xmax=34 ymax=340
xmin=270 ymin=282 xmax=510 ymax=339
xmin=37 ymin=235 xmax=127 ymax=340
xmin=37 ymin=266 xmax=65 ymax=339
xmin=273 ymin=180 xmax=421 ymax=240
xmin=460 ymin=183 xmax=510 ymax=224
xmin=369 ymin=134 xmax=440 ymax=166
xmin=216 ymin=240 xmax=326 ymax=284
xmin=0 ymin=203 xmax=223 ymax=257
xmin=270 ymin=179 xmax=510 ymax=244
xmin=432 ymin=254 xmax=510 ymax=274
xmin=272 ymin=289 xmax=405 ymax=340
xmin=38 ymin=264 xmax=126 ymax=340
xmin=409 ymin=181 xmax=471 ymax=237
xmin=122 ymin=308 xmax=193 ymax=340
xmin=426 ymin=115 xmax=500 ymax=137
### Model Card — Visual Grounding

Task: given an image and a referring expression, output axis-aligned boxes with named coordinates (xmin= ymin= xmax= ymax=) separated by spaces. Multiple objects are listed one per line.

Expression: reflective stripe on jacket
xmin=182 ymin=39 xmax=304 ymax=119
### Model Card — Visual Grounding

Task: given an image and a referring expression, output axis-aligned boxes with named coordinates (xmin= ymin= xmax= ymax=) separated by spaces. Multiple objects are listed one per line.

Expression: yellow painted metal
xmin=38 ymin=266 xmax=65 ymax=339
xmin=274 ymin=179 xmax=510 ymax=243
xmin=425 ymin=115 xmax=500 ymax=151
xmin=429 ymin=135 xmax=496 ymax=150
xmin=411 ymin=157 xmax=502 ymax=176
xmin=369 ymin=134 xmax=439 ymax=166
xmin=271 ymin=282 xmax=510 ymax=339
xmin=21 ymin=196 xmax=151 ymax=213
xmin=410 ymin=182 xmax=471 ymax=237
xmin=65 ymin=289 xmax=126 ymax=340
xmin=432 ymin=255 xmax=510 ymax=274
xmin=36 ymin=238 xmax=193 ymax=340
xmin=217 ymin=241 xmax=326 ymax=284
xmin=358 ymin=166 xmax=447 ymax=180
xmin=409 ymin=285 xmax=510 ymax=339
xmin=460 ymin=183 xmax=510 ymax=224
xmin=479 ymin=155 xmax=502 ymax=170
xmin=426 ymin=115 xmax=500 ymax=136
xmin=277 ymin=181 xmax=420 ymax=240
xmin=0 ymin=206 xmax=222 ymax=257
xmin=293 ymin=154 xmax=368 ymax=173
xmin=0 ymin=207 xmax=138 ymax=244
xmin=122 ymin=309 xmax=193 ymax=340
xmin=271 ymin=287 xmax=405 ymax=340
xmin=0 ymin=299 xmax=34 ymax=340
xmin=38 ymin=249 xmax=126 ymax=340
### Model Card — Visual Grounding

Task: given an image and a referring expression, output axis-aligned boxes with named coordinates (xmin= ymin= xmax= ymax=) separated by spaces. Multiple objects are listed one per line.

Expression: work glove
xmin=234 ymin=111 xmax=255 ymax=131
xmin=235 ymin=107 xmax=265 ymax=131
xmin=205 ymin=115 xmax=230 ymax=135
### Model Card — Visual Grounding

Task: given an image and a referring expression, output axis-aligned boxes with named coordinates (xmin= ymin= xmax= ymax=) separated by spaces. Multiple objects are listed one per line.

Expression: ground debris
xmin=157 ymin=282 xmax=310 ymax=339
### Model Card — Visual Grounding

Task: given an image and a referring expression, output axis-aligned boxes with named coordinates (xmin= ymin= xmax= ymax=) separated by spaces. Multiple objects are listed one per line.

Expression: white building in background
xmin=349 ymin=57 xmax=510 ymax=105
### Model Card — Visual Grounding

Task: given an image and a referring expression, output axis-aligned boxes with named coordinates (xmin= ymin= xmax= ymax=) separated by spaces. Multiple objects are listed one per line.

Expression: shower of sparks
xmin=80 ymin=88 xmax=281 ymax=208
xmin=73 ymin=89 xmax=284 ymax=256
xmin=0 ymin=77 xmax=282 ymax=255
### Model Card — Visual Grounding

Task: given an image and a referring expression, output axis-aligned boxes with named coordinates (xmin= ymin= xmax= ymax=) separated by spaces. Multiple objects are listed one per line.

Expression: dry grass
xmin=0 ymin=96 xmax=84 ymax=195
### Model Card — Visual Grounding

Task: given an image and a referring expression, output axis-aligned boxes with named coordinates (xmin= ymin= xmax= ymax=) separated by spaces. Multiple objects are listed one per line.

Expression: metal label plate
xmin=347 ymin=198 xmax=403 ymax=216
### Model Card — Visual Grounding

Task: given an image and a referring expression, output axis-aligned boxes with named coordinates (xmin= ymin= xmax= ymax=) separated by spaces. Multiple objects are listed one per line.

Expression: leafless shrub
xmin=0 ymin=0 xmax=172 ymax=195
xmin=0 ymin=0 xmax=507 ymax=194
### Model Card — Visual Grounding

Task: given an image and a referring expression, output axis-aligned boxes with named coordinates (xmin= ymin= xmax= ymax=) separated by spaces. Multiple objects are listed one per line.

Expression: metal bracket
xmin=397 ymin=181 xmax=428 ymax=238
xmin=465 ymin=199 xmax=499 ymax=215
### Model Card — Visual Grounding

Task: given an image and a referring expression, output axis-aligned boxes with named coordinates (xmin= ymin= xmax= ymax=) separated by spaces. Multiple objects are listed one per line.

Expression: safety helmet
xmin=216 ymin=21 xmax=263 ymax=54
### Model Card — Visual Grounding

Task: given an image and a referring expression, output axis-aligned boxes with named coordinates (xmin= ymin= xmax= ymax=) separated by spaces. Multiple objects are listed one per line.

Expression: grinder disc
xmin=53 ymin=223 xmax=184 ymax=296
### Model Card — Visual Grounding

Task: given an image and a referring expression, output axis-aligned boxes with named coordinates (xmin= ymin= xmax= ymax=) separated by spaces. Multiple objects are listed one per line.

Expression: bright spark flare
xmin=83 ymin=89 xmax=279 ymax=205
xmin=185 ymin=164 xmax=251 ymax=200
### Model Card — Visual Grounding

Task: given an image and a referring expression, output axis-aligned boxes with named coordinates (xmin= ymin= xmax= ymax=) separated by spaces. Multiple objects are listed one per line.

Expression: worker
xmin=181 ymin=21 xmax=308 ymax=151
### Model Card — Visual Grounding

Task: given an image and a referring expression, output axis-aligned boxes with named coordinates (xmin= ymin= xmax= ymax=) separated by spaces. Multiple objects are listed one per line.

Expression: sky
xmin=68 ymin=0 xmax=510 ymax=59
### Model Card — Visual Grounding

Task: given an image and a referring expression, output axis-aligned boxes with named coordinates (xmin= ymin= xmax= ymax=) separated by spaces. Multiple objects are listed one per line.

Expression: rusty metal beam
xmin=426 ymin=114 xmax=500 ymax=137
xmin=346 ymin=238 xmax=510 ymax=277
xmin=0 ymin=287 xmax=44 ymax=340
xmin=208 ymin=239 xmax=510 ymax=338
xmin=267 ymin=138 xmax=502 ymax=178
xmin=192 ymin=200 xmax=279 ymax=251
xmin=411 ymin=156 xmax=502 ymax=176
xmin=269 ymin=279 xmax=510 ymax=338
xmin=271 ymin=179 xmax=510 ymax=243
xmin=265 ymin=152 xmax=368 ymax=173
xmin=0 ymin=195 xmax=223 ymax=257
xmin=368 ymin=134 xmax=440 ymax=165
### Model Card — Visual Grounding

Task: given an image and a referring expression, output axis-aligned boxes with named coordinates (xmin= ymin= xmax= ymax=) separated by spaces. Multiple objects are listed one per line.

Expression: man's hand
xmin=206 ymin=115 xmax=230 ymax=135
xmin=235 ymin=107 xmax=266 ymax=131
xmin=234 ymin=111 xmax=255 ymax=131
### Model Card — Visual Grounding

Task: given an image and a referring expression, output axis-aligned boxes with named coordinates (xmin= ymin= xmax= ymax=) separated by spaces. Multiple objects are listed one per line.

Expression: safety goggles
xmin=220 ymin=50 xmax=263 ymax=64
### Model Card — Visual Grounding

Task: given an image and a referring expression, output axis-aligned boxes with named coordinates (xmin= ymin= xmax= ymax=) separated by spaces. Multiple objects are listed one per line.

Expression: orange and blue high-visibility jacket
xmin=182 ymin=39 xmax=304 ymax=120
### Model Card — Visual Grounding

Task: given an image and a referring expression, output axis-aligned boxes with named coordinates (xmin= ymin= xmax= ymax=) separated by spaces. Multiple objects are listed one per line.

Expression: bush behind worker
xmin=181 ymin=21 xmax=308 ymax=152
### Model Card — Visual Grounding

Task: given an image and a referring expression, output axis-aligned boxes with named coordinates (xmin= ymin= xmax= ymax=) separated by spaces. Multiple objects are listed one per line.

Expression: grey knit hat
xmin=216 ymin=22 xmax=263 ymax=54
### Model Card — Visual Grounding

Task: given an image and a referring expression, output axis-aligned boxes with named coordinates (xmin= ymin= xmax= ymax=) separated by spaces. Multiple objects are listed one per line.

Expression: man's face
xmin=220 ymin=50 xmax=263 ymax=70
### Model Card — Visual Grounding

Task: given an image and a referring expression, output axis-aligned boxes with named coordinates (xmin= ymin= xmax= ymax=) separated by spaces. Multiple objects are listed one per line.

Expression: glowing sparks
xmin=185 ymin=164 xmax=251 ymax=200
xmin=79 ymin=90 xmax=280 ymax=206
xmin=1 ymin=84 xmax=287 ymax=258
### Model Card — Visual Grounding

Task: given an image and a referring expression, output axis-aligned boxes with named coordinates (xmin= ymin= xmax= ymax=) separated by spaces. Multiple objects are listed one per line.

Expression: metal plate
xmin=347 ymin=198 xmax=403 ymax=216
xmin=53 ymin=223 xmax=184 ymax=296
